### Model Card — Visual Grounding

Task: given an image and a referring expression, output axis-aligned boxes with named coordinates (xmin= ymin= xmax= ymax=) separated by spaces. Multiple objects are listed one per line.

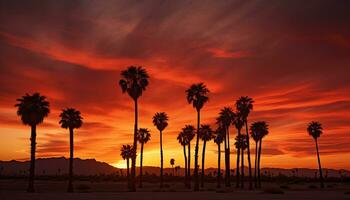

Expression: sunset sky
xmin=0 ymin=0 xmax=350 ymax=170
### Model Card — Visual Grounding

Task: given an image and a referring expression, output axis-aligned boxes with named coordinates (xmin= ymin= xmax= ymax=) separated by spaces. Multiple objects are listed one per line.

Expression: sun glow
xmin=111 ymin=160 xmax=127 ymax=169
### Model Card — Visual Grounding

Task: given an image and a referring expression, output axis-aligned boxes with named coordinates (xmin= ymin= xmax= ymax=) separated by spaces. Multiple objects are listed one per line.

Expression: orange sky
xmin=0 ymin=0 xmax=350 ymax=170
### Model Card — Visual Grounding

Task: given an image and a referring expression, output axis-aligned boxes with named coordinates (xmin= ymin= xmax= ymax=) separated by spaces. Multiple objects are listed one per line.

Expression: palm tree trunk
xmin=130 ymin=99 xmax=138 ymax=192
xmin=315 ymin=139 xmax=324 ymax=189
xmin=226 ymin=126 xmax=231 ymax=187
xmin=187 ymin=143 xmax=191 ymax=188
xmin=127 ymin=158 xmax=130 ymax=188
xmin=139 ymin=142 xmax=144 ymax=188
xmin=183 ymin=145 xmax=187 ymax=187
xmin=245 ymin=121 xmax=252 ymax=190
xmin=201 ymin=140 xmax=206 ymax=188
xmin=257 ymin=139 xmax=262 ymax=189
xmin=67 ymin=127 xmax=74 ymax=192
xmin=236 ymin=129 xmax=241 ymax=188
xmin=241 ymin=148 xmax=244 ymax=189
xmin=254 ymin=141 xmax=258 ymax=189
xmin=194 ymin=109 xmax=200 ymax=191
xmin=27 ymin=125 xmax=36 ymax=193
xmin=217 ymin=143 xmax=221 ymax=188
xmin=160 ymin=130 xmax=164 ymax=188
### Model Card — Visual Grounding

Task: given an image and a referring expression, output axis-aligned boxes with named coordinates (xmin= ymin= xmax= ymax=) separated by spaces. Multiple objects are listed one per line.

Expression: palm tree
xmin=59 ymin=108 xmax=83 ymax=192
xmin=15 ymin=93 xmax=50 ymax=193
xmin=136 ymin=128 xmax=151 ymax=188
xmin=183 ymin=125 xmax=195 ymax=188
xmin=256 ymin=121 xmax=268 ymax=189
xmin=170 ymin=158 xmax=175 ymax=175
xmin=177 ymin=131 xmax=188 ymax=186
xmin=236 ymin=96 xmax=254 ymax=189
xmin=120 ymin=144 xmax=135 ymax=188
xmin=235 ymin=134 xmax=247 ymax=189
xmin=152 ymin=112 xmax=169 ymax=188
xmin=214 ymin=127 xmax=225 ymax=188
xmin=199 ymin=124 xmax=214 ymax=187
xmin=217 ymin=107 xmax=235 ymax=187
xmin=233 ymin=112 xmax=244 ymax=188
xmin=307 ymin=121 xmax=325 ymax=189
xmin=119 ymin=66 xmax=149 ymax=191
xmin=186 ymin=83 xmax=210 ymax=191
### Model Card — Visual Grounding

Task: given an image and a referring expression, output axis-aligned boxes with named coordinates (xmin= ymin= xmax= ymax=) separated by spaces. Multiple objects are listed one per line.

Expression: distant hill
xmin=0 ymin=157 xmax=349 ymax=178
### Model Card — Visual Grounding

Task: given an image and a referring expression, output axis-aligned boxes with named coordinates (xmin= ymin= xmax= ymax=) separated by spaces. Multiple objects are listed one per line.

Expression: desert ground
xmin=1 ymin=179 xmax=349 ymax=200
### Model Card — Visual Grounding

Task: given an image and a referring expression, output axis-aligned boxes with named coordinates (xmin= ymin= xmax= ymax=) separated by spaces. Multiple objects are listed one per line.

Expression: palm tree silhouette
xmin=307 ymin=121 xmax=325 ymax=189
xmin=136 ymin=128 xmax=151 ymax=188
xmin=214 ymin=126 xmax=225 ymax=188
xmin=186 ymin=83 xmax=210 ymax=191
xmin=152 ymin=112 xmax=169 ymax=188
xmin=170 ymin=158 xmax=175 ymax=175
xmin=59 ymin=108 xmax=83 ymax=192
xmin=236 ymin=96 xmax=254 ymax=190
xmin=250 ymin=121 xmax=269 ymax=189
xmin=217 ymin=107 xmax=235 ymax=187
xmin=235 ymin=134 xmax=247 ymax=189
xmin=15 ymin=93 xmax=50 ymax=193
xmin=119 ymin=66 xmax=149 ymax=191
xmin=120 ymin=144 xmax=135 ymax=188
xmin=199 ymin=124 xmax=214 ymax=187
xmin=233 ymin=112 xmax=244 ymax=188
xmin=177 ymin=131 xmax=188 ymax=186
xmin=183 ymin=125 xmax=195 ymax=188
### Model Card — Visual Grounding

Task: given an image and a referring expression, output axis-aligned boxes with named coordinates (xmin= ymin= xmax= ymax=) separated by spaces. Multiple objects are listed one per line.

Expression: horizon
xmin=1 ymin=0 xmax=350 ymax=172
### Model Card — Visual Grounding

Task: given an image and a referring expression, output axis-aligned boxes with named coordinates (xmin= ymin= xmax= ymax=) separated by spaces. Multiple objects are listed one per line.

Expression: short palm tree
xmin=119 ymin=66 xmax=149 ymax=191
xmin=186 ymin=83 xmax=209 ymax=191
xmin=233 ymin=112 xmax=244 ymax=188
xmin=235 ymin=134 xmax=247 ymax=189
xmin=183 ymin=125 xmax=195 ymax=188
xmin=217 ymin=107 xmax=235 ymax=187
xmin=120 ymin=144 xmax=135 ymax=188
xmin=307 ymin=121 xmax=324 ymax=189
xmin=15 ymin=93 xmax=50 ymax=193
xmin=236 ymin=96 xmax=254 ymax=189
xmin=170 ymin=158 xmax=175 ymax=175
xmin=152 ymin=112 xmax=169 ymax=188
xmin=214 ymin=127 xmax=225 ymax=188
xmin=136 ymin=128 xmax=151 ymax=188
xmin=199 ymin=124 xmax=214 ymax=187
xmin=59 ymin=108 xmax=83 ymax=192
xmin=177 ymin=131 xmax=188 ymax=186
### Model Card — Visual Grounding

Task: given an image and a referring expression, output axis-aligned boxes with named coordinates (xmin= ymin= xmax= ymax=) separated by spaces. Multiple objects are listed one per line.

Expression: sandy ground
xmin=1 ymin=179 xmax=349 ymax=200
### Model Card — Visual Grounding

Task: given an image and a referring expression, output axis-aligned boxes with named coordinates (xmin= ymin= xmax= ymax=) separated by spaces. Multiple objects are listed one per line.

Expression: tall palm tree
xmin=235 ymin=134 xmax=247 ymax=189
xmin=119 ymin=66 xmax=149 ymax=191
xmin=15 ymin=93 xmax=50 ymax=193
xmin=256 ymin=121 xmax=268 ymax=189
xmin=136 ymin=128 xmax=151 ymax=188
xmin=186 ymin=83 xmax=210 ymax=191
xmin=233 ymin=112 xmax=244 ymax=188
xmin=236 ymin=96 xmax=254 ymax=189
xmin=183 ymin=125 xmax=195 ymax=188
xmin=177 ymin=131 xmax=188 ymax=186
xmin=170 ymin=158 xmax=175 ymax=175
xmin=120 ymin=144 xmax=135 ymax=188
xmin=307 ymin=121 xmax=324 ymax=189
xmin=250 ymin=122 xmax=260 ymax=189
xmin=217 ymin=107 xmax=235 ymax=187
xmin=199 ymin=124 xmax=214 ymax=187
xmin=214 ymin=126 xmax=225 ymax=188
xmin=152 ymin=112 xmax=169 ymax=188
xmin=59 ymin=108 xmax=83 ymax=192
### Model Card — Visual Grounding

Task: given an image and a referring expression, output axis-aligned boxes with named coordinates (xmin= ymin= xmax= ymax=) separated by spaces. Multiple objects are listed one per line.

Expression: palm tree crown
xmin=119 ymin=66 xmax=149 ymax=100
xmin=235 ymin=134 xmax=248 ymax=150
xmin=183 ymin=125 xmax=196 ymax=143
xmin=59 ymin=108 xmax=83 ymax=129
xmin=152 ymin=112 xmax=169 ymax=131
xmin=137 ymin=128 xmax=151 ymax=144
xmin=235 ymin=96 xmax=254 ymax=120
xmin=217 ymin=107 xmax=235 ymax=128
xmin=121 ymin=145 xmax=135 ymax=160
xmin=15 ymin=93 xmax=50 ymax=126
xmin=307 ymin=121 xmax=323 ymax=140
xmin=214 ymin=127 xmax=225 ymax=145
xmin=199 ymin=124 xmax=214 ymax=142
xmin=186 ymin=83 xmax=210 ymax=111
xmin=250 ymin=121 xmax=269 ymax=142
xmin=232 ymin=112 xmax=245 ymax=130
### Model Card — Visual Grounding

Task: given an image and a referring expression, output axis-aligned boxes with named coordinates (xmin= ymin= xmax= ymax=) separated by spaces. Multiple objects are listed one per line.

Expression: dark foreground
xmin=1 ymin=179 xmax=349 ymax=200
